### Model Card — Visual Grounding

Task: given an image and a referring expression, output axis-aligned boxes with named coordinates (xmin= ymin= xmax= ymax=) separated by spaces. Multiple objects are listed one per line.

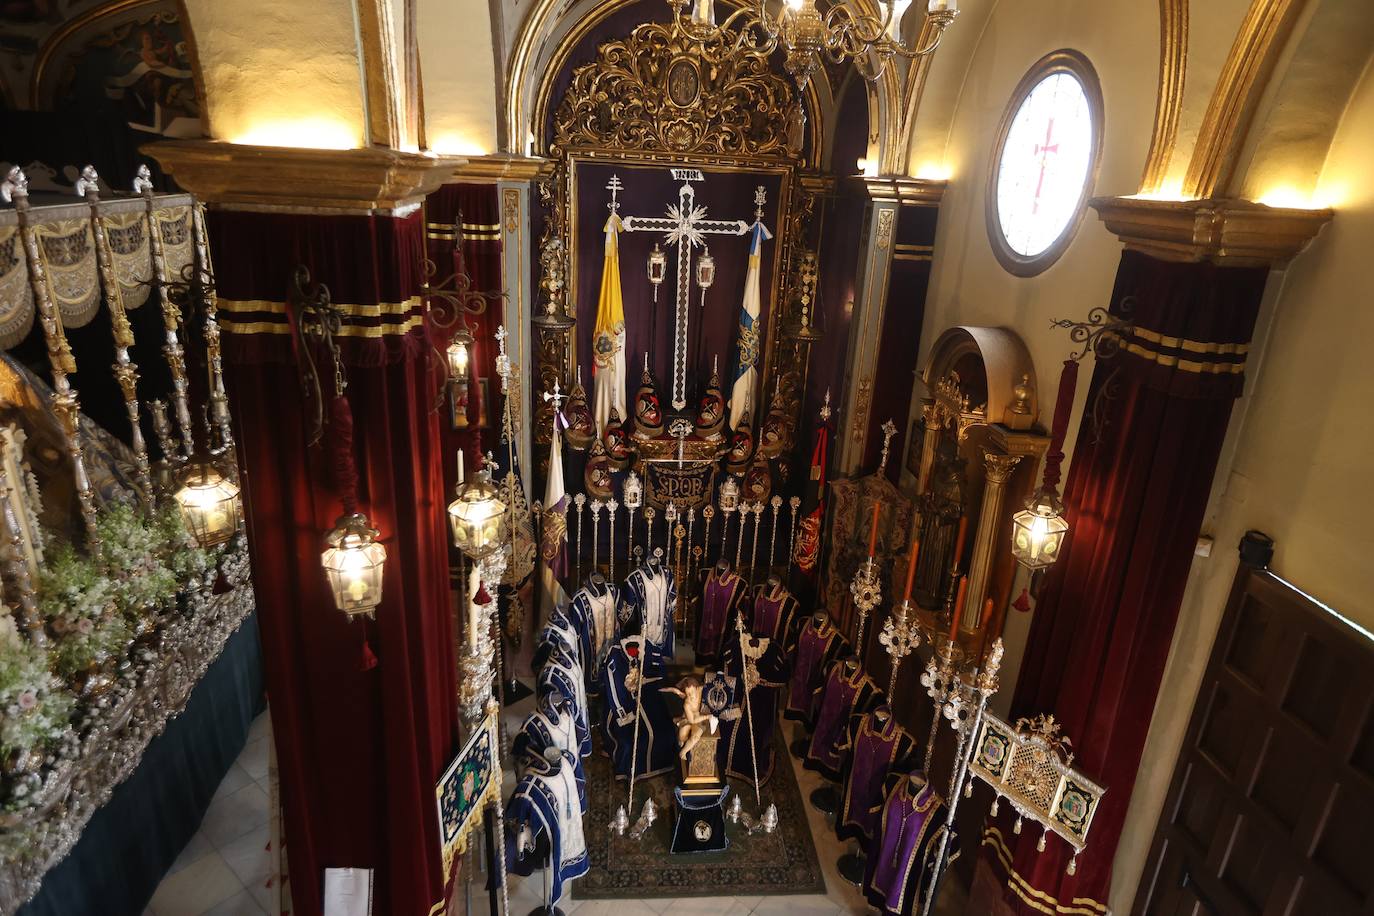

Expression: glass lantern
xmin=718 ymin=475 xmax=740 ymax=514
xmin=1010 ymin=487 xmax=1069 ymax=570
xmin=447 ymin=467 xmax=509 ymax=561
xmin=647 ymin=244 xmax=667 ymax=301
xmin=446 ymin=327 xmax=473 ymax=381
xmin=690 ymin=0 xmax=715 ymax=28
xmin=623 ymin=471 xmax=643 ymax=511
xmin=321 ymin=513 xmax=387 ymax=618
xmin=696 ymin=250 xmax=716 ymax=290
xmin=174 ymin=461 xmax=242 ymax=547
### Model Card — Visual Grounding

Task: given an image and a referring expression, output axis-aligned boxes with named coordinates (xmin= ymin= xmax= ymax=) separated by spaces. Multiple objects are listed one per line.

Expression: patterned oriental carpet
xmin=577 ymin=730 xmax=826 ymax=899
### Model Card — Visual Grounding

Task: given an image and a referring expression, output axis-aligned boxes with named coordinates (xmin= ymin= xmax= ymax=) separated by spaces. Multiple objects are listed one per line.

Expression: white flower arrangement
xmin=0 ymin=617 xmax=74 ymax=766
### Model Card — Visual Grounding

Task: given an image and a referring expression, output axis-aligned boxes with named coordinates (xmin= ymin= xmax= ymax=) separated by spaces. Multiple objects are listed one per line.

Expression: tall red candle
xmin=902 ymin=537 xmax=920 ymax=602
xmin=951 ymin=515 xmax=969 ymax=568
xmin=980 ymin=597 xmax=994 ymax=629
xmin=867 ymin=501 xmax=880 ymax=557
xmin=951 ymin=575 xmax=968 ymax=639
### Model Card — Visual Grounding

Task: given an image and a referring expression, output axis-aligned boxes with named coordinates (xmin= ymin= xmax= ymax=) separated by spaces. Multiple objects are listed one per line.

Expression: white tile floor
xmin=145 ymin=712 xmax=275 ymax=916
xmin=149 ymin=703 xmax=969 ymax=916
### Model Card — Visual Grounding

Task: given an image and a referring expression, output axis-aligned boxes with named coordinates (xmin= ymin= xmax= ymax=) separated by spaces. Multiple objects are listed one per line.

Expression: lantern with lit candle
xmin=718 ymin=475 xmax=740 ymax=515
xmin=321 ymin=513 xmax=387 ymax=618
xmin=174 ymin=461 xmax=242 ymax=547
xmin=1011 ymin=486 xmax=1068 ymax=570
xmin=447 ymin=466 xmax=509 ymax=561
xmin=445 ymin=327 xmax=473 ymax=381
xmin=647 ymin=244 xmax=667 ymax=302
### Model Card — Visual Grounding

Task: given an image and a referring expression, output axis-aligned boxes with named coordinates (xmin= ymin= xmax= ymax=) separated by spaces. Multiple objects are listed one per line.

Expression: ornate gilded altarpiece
xmin=534 ymin=16 xmax=824 ymax=497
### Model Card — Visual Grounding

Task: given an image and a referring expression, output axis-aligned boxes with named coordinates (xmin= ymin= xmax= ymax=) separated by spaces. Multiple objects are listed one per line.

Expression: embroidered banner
xmin=103 ymin=211 xmax=153 ymax=309
xmin=435 ymin=706 xmax=500 ymax=880
xmin=0 ymin=227 xmax=35 ymax=349
xmin=643 ymin=460 xmax=716 ymax=510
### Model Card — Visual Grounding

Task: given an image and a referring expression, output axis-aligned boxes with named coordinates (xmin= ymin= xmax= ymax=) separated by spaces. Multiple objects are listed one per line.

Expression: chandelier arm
xmin=823 ymin=2 xmax=889 ymax=47
xmin=884 ymin=26 xmax=948 ymax=59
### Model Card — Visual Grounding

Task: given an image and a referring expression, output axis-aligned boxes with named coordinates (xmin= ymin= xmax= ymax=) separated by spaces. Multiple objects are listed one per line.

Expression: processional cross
xmin=620 ymin=169 xmax=763 ymax=411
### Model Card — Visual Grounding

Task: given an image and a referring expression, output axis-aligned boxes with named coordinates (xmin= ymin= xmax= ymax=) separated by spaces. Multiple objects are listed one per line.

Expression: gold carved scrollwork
xmin=551 ymin=21 xmax=800 ymax=161
xmin=932 ymin=370 xmax=986 ymax=441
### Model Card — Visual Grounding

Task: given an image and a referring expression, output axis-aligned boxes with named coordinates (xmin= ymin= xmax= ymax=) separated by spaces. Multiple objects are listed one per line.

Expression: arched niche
xmin=907 ymin=326 xmax=1047 ymax=639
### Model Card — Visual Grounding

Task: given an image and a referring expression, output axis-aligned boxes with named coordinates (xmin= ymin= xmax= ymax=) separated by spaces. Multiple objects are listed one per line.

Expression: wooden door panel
xmin=1133 ymin=568 xmax=1374 ymax=916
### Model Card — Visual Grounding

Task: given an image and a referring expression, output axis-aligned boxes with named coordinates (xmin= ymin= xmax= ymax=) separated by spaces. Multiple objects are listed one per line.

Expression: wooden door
xmin=1134 ymin=567 xmax=1374 ymax=916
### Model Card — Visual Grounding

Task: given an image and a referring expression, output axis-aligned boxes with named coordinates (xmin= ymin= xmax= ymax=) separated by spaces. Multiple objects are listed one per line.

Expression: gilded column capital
xmin=143 ymin=140 xmax=466 ymax=215
xmin=453 ymin=154 xmax=550 ymax=183
xmin=982 ymin=451 xmax=1022 ymax=485
xmin=855 ymin=175 xmax=948 ymax=206
xmin=1088 ymin=195 xmax=1332 ymax=267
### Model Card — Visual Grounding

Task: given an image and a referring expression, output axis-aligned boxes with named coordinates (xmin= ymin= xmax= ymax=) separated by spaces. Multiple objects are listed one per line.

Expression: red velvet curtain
xmin=984 ymin=250 xmax=1268 ymax=913
xmin=422 ymin=184 xmax=506 ymax=498
xmin=209 ymin=210 xmax=458 ymax=916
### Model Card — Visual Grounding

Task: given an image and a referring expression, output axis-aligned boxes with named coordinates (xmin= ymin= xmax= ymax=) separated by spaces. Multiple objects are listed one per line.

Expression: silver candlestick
xmin=880 ymin=599 xmax=922 ymax=703
xmin=850 ymin=556 xmax=882 ymax=658
xmin=918 ymin=634 xmax=960 ymax=773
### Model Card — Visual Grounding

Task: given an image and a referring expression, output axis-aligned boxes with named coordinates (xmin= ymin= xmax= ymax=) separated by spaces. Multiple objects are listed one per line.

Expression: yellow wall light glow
xmin=429 ymin=133 xmax=492 ymax=157
xmin=229 ymin=118 xmax=361 ymax=151
xmin=1258 ymin=185 xmax=1339 ymax=210
xmin=914 ymin=162 xmax=952 ymax=181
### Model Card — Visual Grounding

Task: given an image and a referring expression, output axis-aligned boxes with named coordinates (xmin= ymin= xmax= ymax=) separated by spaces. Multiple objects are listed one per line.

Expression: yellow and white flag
xmin=592 ymin=212 xmax=627 ymax=437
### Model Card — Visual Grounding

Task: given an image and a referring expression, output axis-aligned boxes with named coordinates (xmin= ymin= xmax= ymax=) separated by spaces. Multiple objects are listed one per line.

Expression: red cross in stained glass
xmin=1031 ymin=116 xmax=1060 ymax=216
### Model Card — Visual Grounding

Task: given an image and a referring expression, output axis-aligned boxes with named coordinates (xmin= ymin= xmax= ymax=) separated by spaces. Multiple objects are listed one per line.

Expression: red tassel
xmin=361 ymin=634 xmax=379 ymax=670
xmin=1013 ymin=588 xmax=1032 ymax=613
xmin=475 ymin=583 xmax=492 ymax=606
xmin=330 ymin=394 xmax=360 ymax=515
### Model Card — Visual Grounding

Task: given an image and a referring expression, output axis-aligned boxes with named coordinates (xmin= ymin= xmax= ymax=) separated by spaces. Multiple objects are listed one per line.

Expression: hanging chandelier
xmin=672 ymin=0 xmax=959 ymax=89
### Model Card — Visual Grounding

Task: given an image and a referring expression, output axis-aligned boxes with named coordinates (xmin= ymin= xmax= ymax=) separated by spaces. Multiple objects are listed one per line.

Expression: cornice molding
xmin=142 ymin=141 xmax=465 ymax=214
xmin=450 ymin=154 xmax=549 ymax=183
xmin=1089 ymin=196 xmax=1332 ymax=267
xmin=856 ymin=175 xmax=947 ymax=205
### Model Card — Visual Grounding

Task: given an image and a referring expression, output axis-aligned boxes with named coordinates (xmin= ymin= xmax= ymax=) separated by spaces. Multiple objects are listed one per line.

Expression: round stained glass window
xmin=987 ymin=51 xmax=1103 ymax=276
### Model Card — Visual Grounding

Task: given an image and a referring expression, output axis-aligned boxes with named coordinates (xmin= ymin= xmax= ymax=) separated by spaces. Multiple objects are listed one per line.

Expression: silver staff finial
xmin=607 ymin=174 xmax=624 ymax=214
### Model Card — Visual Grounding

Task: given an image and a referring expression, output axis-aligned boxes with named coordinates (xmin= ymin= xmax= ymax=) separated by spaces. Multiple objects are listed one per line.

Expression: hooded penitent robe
xmin=836 ymin=706 xmax=918 ymax=849
xmin=697 ymin=564 xmax=747 ymax=667
xmin=804 ymin=658 xmax=880 ymax=782
xmin=620 ymin=559 xmax=676 ymax=659
xmin=568 ymin=578 xmax=619 ymax=684
xmin=783 ymin=614 xmax=847 ymax=727
xmin=862 ymin=774 xmax=956 ymax=916
xmin=719 ymin=629 xmax=788 ymax=786
xmin=750 ymin=580 xmax=800 ymax=653
xmin=504 ymin=749 xmax=589 ymax=905
xmin=599 ymin=638 xmax=677 ymax=781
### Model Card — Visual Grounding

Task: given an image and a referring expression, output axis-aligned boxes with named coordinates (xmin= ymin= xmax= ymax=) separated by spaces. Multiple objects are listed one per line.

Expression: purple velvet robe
xmin=837 ymin=708 xmax=916 ymax=849
xmin=804 ymin=661 xmax=878 ymax=781
xmin=863 ymin=776 xmax=955 ymax=916
xmin=782 ymin=617 xmax=846 ymax=726
xmin=750 ymin=584 xmax=799 ymax=652
xmin=696 ymin=567 xmax=745 ymax=667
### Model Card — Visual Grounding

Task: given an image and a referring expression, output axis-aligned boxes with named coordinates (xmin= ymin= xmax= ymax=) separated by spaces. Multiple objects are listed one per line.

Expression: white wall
xmin=184 ymin=0 xmax=368 ymax=148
